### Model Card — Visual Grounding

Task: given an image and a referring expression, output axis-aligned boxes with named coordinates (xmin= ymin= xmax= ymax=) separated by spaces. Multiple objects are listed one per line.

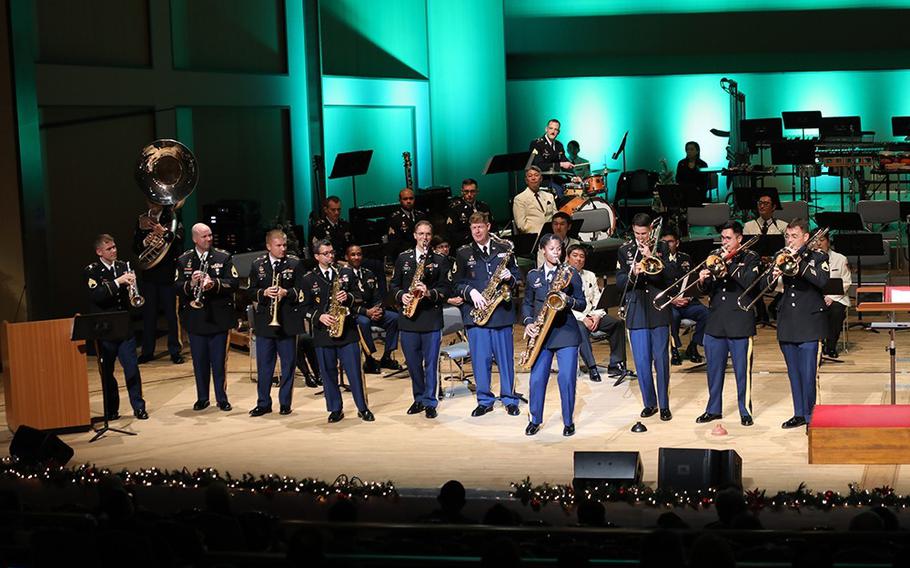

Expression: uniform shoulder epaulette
xmin=86 ymin=261 xmax=100 ymax=271
xmin=176 ymin=249 xmax=192 ymax=260
xmin=456 ymin=243 xmax=472 ymax=253
xmin=402 ymin=248 xmax=415 ymax=255
xmin=254 ymin=253 xmax=269 ymax=262
xmin=287 ymin=254 xmax=299 ymax=261
xmin=213 ymin=247 xmax=230 ymax=256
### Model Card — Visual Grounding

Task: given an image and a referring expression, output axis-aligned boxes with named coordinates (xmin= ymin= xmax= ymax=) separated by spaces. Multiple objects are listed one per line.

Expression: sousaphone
xmin=135 ymin=139 xmax=198 ymax=269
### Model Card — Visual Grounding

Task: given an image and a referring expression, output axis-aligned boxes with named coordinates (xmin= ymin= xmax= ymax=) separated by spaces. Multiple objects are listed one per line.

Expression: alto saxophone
xmin=517 ymin=263 xmax=572 ymax=371
xmin=470 ymin=243 xmax=514 ymax=326
xmin=402 ymin=251 xmax=428 ymax=318
xmin=327 ymin=267 xmax=350 ymax=338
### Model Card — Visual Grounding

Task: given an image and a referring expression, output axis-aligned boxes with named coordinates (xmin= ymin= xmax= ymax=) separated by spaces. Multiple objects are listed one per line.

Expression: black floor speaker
xmin=573 ymin=451 xmax=643 ymax=492
xmin=657 ymin=448 xmax=742 ymax=492
xmin=9 ymin=425 xmax=74 ymax=466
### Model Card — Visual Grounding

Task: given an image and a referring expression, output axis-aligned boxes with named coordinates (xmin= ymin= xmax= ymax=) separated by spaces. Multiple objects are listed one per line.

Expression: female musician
xmin=676 ymin=141 xmax=709 ymax=188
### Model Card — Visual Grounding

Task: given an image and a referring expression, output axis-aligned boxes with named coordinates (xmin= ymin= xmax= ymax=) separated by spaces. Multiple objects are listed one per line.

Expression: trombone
xmin=652 ymin=235 xmax=759 ymax=310
xmin=737 ymin=227 xmax=829 ymax=311
xmin=617 ymin=216 xmax=663 ymax=320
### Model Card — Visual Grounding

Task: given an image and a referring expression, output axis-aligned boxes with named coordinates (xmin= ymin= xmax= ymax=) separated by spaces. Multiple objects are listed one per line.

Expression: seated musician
xmin=675 ymin=141 xmax=709 ymax=190
xmin=566 ymin=140 xmax=591 ymax=179
xmin=387 ymin=188 xmax=429 ymax=258
xmin=345 ymin=244 xmax=402 ymax=374
xmin=743 ymin=190 xmax=788 ymax=323
xmin=815 ymin=231 xmax=851 ymax=359
xmin=528 ymin=118 xmax=576 ymax=198
xmin=446 ymin=179 xmax=493 ymax=249
xmin=513 ymin=166 xmax=557 ymax=235
xmin=310 ymin=196 xmax=355 ymax=261
xmin=565 ymin=244 xmax=633 ymax=383
xmin=536 ymin=212 xmax=581 ymax=267
xmin=661 ymin=228 xmax=707 ymax=365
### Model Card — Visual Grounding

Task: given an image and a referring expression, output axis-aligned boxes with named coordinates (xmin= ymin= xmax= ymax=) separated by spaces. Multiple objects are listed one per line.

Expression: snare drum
xmin=583 ymin=175 xmax=605 ymax=194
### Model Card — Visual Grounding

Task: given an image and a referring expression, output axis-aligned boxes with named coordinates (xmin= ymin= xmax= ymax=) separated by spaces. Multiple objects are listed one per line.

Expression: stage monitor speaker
xmin=9 ymin=425 xmax=74 ymax=466
xmin=572 ymin=451 xmax=642 ymax=492
xmin=658 ymin=448 xmax=742 ymax=492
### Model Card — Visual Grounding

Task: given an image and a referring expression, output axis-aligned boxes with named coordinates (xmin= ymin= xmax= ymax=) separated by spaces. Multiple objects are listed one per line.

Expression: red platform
xmin=809 ymin=404 xmax=910 ymax=464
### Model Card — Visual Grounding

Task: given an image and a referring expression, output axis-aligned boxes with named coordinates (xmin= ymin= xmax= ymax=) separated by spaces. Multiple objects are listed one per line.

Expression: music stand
xmin=892 ymin=116 xmax=910 ymax=138
xmin=679 ymin=238 xmax=717 ymax=266
xmin=741 ymin=118 xmax=783 ymax=153
xmin=819 ymin=116 xmax=862 ymax=140
xmin=754 ymin=234 xmax=785 ymax=259
xmin=593 ymin=286 xmax=634 ymax=386
xmin=611 ymin=131 xmax=629 ymax=173
xmin=820 ymin=277 xmax=845 ymax=364
xmin=815 ymin=212 xmax=864 ymax=232
xmin=483 ymin=151 xmax=533 ymax=200
xmin=656 ymin=184 xmax=704 ymax=210
xmin=72 ymin=312 xmax=138 ymax=442
xmin=782 ymin=111 xmax=822 ymax=138
xmin=833 ymin=231 xmax=884 ymax=326
xmin=329 ymin=150 xmax=373 ymax=209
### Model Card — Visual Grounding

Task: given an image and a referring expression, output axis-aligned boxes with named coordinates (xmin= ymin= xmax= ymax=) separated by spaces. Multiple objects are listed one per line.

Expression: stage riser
xmin=809 ymin=428 xmax=910 ymax=464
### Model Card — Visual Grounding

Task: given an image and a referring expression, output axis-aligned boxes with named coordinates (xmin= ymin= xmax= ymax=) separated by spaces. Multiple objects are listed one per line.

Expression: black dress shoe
xmin=640 ymin=406 xmax=658 ymax=418
xmin=134 ymin=409 xmax=149 ymax=420
xmin=249 ymin=406 xmax=272 ymax=417
xmin=217 ymin=401 xmax=232 ymax=411
xmin=380 ymin=356 xmax=402 ymax=370
xmin=695 ymin=412 xmax=722 ymax=424
xmin=303 ymin=373 xmax=318 ymax=388
xmin=741 ymin=415 xmax=754 ymax=426
xmin=686 ymin=345 xmax=704 ymax=364
xmin=328 ymin=410 xmax=344 ymax=423
xmin=171 ymin=355 xmax=185 ymax=364
xmin=670 ymin=348 xmax=683 ymax=366
xmin=589 ymin=368 xmax=602 ymax=382
xmin=358 ymin=409 xmax=375 ymax=422
xmin=193 ymin=400 xmax=210 ymax=411
xmin=271 ymin=376 xmax=280 ymax=386
xmin=781 ymin=416 xmax=807 ymax=429
xmin=506 ymin=404 xmax=520 ymax=416
xmin=525 ymin=422 xmax=541 ymax=436
xmin=660 ymin=409 xmax=673 ymax=421
xmin=137 ymin=354 xmax=154 ymax=364
xmin=471 ymin=404 xmax=494 ymax=417
xmin=279 ymin=405 xmax=292 ymax=415
xmin=363 ymin=356 xmax=380 ymax=374
xmin=563 ymin=423 xmax=576 ymax=437
xmin=407 ymin=401 xmax=425 ymax=415
xmin=424 ymin=407 xmax=437 ymax=419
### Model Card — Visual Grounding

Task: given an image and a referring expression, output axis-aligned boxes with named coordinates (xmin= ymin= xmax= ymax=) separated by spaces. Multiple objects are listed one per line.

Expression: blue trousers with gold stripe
xmin=780 ymin=341 xmax=820 ymax=420
xmin=467 ymin=326 xmax=518 ymax=407
xmin=189 ymin=331 xmax=229 ymax=405
xmin=529 ymin=346 xmax=578 ymax=426
xmin=703 ymin=334 xmax=753 ymax=417
xmin=629 ymin=326 xmax=670 ymax=410
xmin=317 ymin=342 xmax=367 ymax=413
xmin=401 ymin=330 xmax=441 ymax=408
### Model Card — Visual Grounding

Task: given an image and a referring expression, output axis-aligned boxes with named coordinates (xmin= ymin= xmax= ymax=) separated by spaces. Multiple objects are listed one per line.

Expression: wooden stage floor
xmin=3 ymin=318 xmax=909 ymax=494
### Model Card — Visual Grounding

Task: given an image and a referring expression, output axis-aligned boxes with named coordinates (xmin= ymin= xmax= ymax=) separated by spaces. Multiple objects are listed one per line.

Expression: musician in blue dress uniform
xmin=521 ymin=234 xmax=586 ymax=437
xmin=616 ymin=213 xmax=673 ymax=420
xmin=389 ymin=220 xmax=452 ymax=419
xmin=766 ymin=219 xmax=830 ymax=429
xmin=302 ymin=239 xmax=373 ymax=423
xmin=175 ymin=223 xmax=237 ymax=412
xmin=453 ymin=212 xmax=523 ymax=418
xmin=660 ymin=228 xmax=707 ymax=365
xmin=694 ymin=221 xmax=761 ymax=426
xmin=84 ymin=234 xmax=148 ymax=420
xmin=345 ymin=244 xmax=401 ymax=374
xmin=247 ymin=230 xmax=304 ymax=417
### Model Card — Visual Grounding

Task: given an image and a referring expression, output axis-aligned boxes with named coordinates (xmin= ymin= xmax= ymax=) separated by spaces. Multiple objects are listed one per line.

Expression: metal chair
xmin=857 ymin=200 xmax=903 ymax=269
xmin=687 ymin=203 xmax=730 ymax=233
xmin=772 ymin=200 xmax=809 ymax=224
xmin=438 ymin=306 xmax=474 ymax=398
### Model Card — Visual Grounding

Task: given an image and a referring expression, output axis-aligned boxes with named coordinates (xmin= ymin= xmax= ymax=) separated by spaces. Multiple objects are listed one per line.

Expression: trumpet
xmin=126 ymin=262 xmax=145 ymax=308
xmin=189 ymin=254 xmax=209 ymax=309
xmin=652 ymin=235 xmax=759 ymax=310
xmin=737 ymin=227 xmax=828 ymax=311
xmin=617 ymin=216 xmax=663 ymax=320
xmin=268 ymin=267 xmax=282 ymax=327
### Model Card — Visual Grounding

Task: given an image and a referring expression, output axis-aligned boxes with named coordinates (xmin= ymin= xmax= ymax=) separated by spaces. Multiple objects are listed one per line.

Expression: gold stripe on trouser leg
xmin=666 ymin=325 xmax=672 ymax=398
xmin=815 ymin=340 xmax=822 ymax=404
xmin=175 ymin=295 xmax=184 ymax=350
xmin=745 ymin=336 xmax=754 ymax=416
xmin=224 ymin=331 xmax=231 ymax=394
xmin=356 ymin=328 xmax=370 ymax=406
xmin=625 ymin=327 xmax=635 ymax=375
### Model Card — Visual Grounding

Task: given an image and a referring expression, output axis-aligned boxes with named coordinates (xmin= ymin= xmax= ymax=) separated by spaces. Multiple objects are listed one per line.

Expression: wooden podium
xmin=1 ymin=318 xmax=91 ymax=432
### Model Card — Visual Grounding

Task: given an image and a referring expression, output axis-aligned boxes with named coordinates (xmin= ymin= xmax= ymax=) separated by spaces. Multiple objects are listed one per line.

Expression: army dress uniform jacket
xmin=175 ymin=248 xmax=238 ymax=335
xmin=84 ymin=259 xmax=133 ymax=313
xmin=248 ymin=254 xmax=305 ymax=338
xmin=663 ymin=251 xmax=704 ymax=306
xmin=389 ymin=249 xmax=452 ymax=333
xmin=522 ymin=265 xmax=586 ymax=350
xmin=387 ymin=207 xmax=429 ymax=256
xmin=446 ymin=198 xmax=493 ymax=248
xmin=132 ymin=209 xmax=185 ymax=284
xmin=310 ymin=216 xmax=354 ymax=257
xmin=529 ymin=136 xmax=568 ymax=173
xmin=348 ymin=266 xmax=384 ymax=316
xmin=698 ymin=249 xmax=762 ymax=338
xmin=453 ymin=240 xmax=522 ymax=328
xmin=615 ymin=240 xmax=671 ymax=329
xmin=300 ymin=266 xmax=358 ymax=347
xmin=767 ymin=249 xmax=830 ymax=343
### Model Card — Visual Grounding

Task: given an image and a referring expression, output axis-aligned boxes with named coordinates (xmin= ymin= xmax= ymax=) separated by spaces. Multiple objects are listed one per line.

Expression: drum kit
xmin=539 ymin=163 xmax=621 ymax=242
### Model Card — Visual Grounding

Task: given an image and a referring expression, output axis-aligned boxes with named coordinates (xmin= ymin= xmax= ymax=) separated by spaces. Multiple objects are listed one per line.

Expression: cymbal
xmin=589 ymin=165 xmax=621 ymax=174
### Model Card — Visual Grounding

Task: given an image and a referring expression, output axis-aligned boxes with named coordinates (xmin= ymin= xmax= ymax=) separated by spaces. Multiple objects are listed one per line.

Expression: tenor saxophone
xmin=470 ymin=246 xmax=514 ymax=326
xmin=327 ymin=267 xmax=350 ymax=338
xmin=517 ymin=263 xmax=572 ymax=371
xmin=402 ymin=251 xmax=428 ymax=318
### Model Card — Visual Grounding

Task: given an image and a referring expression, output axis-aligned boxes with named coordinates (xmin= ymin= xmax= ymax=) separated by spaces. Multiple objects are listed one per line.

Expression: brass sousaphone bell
xmin=135 ymin=139 xmax=198 ymax=269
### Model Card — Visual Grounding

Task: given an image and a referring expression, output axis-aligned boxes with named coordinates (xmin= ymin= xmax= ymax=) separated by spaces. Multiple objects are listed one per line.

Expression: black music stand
xmin=72 ymin=312 xmax=138 ymax=442
xmin=679 ymin=238 xmax=717 ymax=266
xmin=741 ymin=118 xmax=783 ymax=154
xmin=892 ymin=116 xmax=910 ymax=138
xmin=593 ymin=286 xmax=634 ymax=386
xmin=483 ymin=151 xmax=532 ymax=201
xmin=612 ymin=131 xmax=629 ymax=173
xmin=833 ymin=231 xmax=884 ymax=327
xmin=819 ymin=116 xmax=863 ymax=140
xmin=329 ymin=150 xmax=373 ymax=209
xmin=771 ymin=140 xmax=818 ymax=202
xmin=657 ymin=184 xmax=705 ymax=209
xmin=782 ymin=111 xmax=822 ymax=138
xmin=820 ymin=277 xmax=845 ymax=364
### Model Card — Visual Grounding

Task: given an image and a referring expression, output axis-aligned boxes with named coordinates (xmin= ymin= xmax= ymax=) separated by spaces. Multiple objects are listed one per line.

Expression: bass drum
xmin=559 ymin=197 xmax=616 ymax=242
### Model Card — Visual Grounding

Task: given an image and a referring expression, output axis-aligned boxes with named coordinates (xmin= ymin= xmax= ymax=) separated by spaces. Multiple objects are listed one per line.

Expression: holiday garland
xmin=510 ymin=477 xmax=908 ymax=512
xmin=0 ymin=457 xmax=397 ymax=500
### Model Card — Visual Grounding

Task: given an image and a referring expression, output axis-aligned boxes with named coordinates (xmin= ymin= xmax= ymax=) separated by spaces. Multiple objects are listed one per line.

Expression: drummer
xmin=529 ymin=118 xmax=580 ymax=199
xmin=566 ymin=140 xmax=591 ymax=178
